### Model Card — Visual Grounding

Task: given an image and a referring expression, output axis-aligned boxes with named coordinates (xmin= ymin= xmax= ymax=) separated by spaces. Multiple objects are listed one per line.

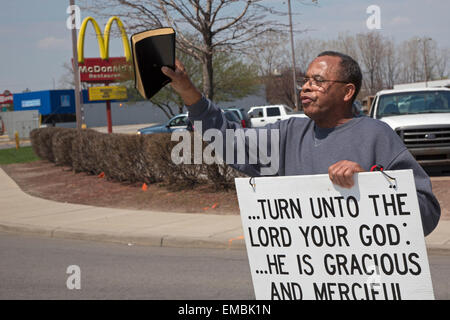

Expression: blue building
xmin=11 ymin=87 xmax=269 ymax=128
xmin=14 ymin=90 xmax=76 ymax=115
xmin=13 ymin=89 xmax=127 ymax=125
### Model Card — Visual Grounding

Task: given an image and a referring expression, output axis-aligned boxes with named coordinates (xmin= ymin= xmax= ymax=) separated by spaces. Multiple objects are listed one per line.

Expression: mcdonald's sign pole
xmin=105 ymin=85 xmax=113 ymax=133
xmin=77 ymin=16 xmax=132 ymax=133
xmin=69 ymin=0 xmax=84 ymax=129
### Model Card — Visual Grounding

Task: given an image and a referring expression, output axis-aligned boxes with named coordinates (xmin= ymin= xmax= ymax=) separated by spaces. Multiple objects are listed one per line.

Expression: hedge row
xmin=30 ymin=127 xmax=244 ymax=191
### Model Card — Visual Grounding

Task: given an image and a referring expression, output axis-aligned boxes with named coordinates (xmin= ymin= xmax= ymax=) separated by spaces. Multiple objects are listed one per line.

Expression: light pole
xmin=69 ymin=0 xmax=84 ymax=129
xmin=418 ymin=37 xmax=432 ymax=87
xmin=287 ymin=0 xmax=299 ymax=111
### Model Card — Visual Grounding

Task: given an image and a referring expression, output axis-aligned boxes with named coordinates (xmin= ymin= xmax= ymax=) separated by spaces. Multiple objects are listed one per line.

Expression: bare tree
xmin=382 ymin=38 xmax=399 ymax=89
xmin=247 ymin=30 xmax=290 ymax=77
xmin=398 ymin=38 xmax=422 ymax=83
xmin=81 ymin=0 xmax=304 ymax=100
xmin=356 ymin=31 xmax=385 ymax=95
xmin=58 ymin=62 xmax=89 ymax=90
xmin=433 ymin=47 xmax=450 ymax=79
xmin=271 ymin=32 xmax=448 ymax=100
xmin=326 ymin=33 xmax=359 ymax=61
xmin=265 ymin=67 xmax=302 ymax=109
xmin=295 ymin=37 xmax=326 ymax=73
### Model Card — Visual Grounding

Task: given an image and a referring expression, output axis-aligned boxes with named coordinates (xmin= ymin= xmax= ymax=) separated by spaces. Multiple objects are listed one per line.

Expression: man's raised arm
xmin=161 ymin=59 xmax=202 ymax=107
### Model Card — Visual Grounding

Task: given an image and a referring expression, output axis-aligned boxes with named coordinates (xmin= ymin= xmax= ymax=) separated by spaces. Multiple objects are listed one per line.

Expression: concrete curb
xmin=0 ymin=221 xmax=246 ymax=250
xmin=0 ymin=220 xmax=446 ymax=252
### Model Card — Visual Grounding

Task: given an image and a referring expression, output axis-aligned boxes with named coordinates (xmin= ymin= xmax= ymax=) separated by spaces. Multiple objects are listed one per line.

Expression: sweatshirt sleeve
xmin=186 ymin=96 xmax=281 ymax=177
xmin=387 ymin=149 xmax=441 ymax=236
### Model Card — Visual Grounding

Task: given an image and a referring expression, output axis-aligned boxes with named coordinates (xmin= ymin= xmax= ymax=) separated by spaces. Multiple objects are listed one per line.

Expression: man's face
xmin=300 ymin=56 xmax=348 ymax=126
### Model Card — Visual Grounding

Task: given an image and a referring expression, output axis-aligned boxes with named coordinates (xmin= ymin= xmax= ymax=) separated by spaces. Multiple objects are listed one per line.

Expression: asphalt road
xmin=0 ymin=232 xmax=448 ymax=300
xmin=0 ymin=232 xmax=254 ymax=300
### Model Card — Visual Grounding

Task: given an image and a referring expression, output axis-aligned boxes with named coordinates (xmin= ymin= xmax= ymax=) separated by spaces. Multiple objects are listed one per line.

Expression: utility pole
xmin=422 ymin=38 xmax=432 ymax=88
xmin=417 ymin=37 xmax=432 ymax=87
xmin=287 ymin=0 xmax=299 ymax=111
xmin=69 ymin=0 xmax=84 ymax=129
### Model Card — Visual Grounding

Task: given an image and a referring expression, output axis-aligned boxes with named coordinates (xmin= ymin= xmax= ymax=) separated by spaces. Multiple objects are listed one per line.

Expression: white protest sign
xmin=235 ymin=170 xmax=434 ymax=300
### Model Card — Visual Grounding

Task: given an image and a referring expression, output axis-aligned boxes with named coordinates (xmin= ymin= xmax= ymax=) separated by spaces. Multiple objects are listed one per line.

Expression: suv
xmin=247 ymin=105 xmax=307 ymax=127
xmin=369 ymin=87 xmax=450 ymax=167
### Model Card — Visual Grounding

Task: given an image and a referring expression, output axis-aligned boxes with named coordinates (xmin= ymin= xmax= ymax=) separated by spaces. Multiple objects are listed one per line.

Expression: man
xmin=162 ymin=51 xmax=440 ymax=236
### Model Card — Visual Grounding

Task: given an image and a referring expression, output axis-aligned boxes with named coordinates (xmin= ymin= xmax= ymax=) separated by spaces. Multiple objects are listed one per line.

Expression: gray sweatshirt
xmin=187 ymin=97 xmax=441 ymax=236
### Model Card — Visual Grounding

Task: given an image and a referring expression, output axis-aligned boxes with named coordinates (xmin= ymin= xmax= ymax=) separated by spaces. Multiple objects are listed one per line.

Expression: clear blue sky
xmin=1 ymin=0 xmax=449 ymax=93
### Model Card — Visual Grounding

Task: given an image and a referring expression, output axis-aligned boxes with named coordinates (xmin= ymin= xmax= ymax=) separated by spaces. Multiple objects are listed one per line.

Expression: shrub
xmin=30 ymin=127 xmax=65 ymax=162
xmin=149 ymin=133 xmax=206 ymax=190
xmin=71 ymin=129 xmax=105 ymax=175
xmin=30 ymin=127 xmax=246 ymax=191
xmin=52 ymin=128 xmax=77 ymax=167
xmin=140 ymin=134 xmax=165 ymax=184
xmin=30 ymin=128 xmax=43 ymax=159
xmin=101 ymin=133 xmax=149 ymax=183
xmin=205 ymin=163 xmax=245 ymax=191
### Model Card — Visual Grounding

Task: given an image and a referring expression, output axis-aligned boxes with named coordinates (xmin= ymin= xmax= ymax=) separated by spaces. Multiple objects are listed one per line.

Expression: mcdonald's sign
xmin=76 ymin=16 xmax=133 ymax=83
xmin=0 ymin=90 xmax=13 ymax=105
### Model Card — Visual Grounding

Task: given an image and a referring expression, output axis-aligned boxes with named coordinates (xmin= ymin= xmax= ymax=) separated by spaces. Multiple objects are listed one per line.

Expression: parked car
xmin=247 ymin=104 xmax=307 ymax=127
xmin=137 ymin=114 xmax=192 ymax=135
xmin=369 ymin=87 xmax=450 ymax=167
xmin=223 ymin=107 xmax=251 ymax=128
xmin=352 ymin=100 xmax=365 ymax=116
xmin=137 ymin=109 xmax=242 ymax=135
xmin=223 ymin=109 xmax=243 ymax=126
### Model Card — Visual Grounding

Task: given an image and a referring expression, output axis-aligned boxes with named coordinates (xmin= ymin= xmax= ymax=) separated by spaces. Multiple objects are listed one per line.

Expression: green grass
xmin=0 ymin=146 xmax=39 ymax=165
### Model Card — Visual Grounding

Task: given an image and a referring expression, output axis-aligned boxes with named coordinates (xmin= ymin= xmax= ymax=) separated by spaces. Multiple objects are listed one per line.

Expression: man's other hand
xmin=328 ymin=160 xmax=365 ymax=188
xmin=161 ymin=59 xmax=202 ymax=106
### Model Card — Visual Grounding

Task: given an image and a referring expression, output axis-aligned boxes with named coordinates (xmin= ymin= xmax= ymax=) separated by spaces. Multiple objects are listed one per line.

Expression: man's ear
xmin=343 ymin=83 xmax=356 ymax=102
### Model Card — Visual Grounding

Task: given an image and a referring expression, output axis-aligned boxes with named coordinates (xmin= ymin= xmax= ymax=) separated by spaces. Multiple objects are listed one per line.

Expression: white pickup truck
xmin=247 ymin=104 xmax=308 ymax=127
xmin=369 ymin=87 xmax=450 ymax=167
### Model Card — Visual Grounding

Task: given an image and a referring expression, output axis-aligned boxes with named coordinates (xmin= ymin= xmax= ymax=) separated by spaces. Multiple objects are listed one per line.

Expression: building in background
xmin=0 ymin=90 xmax=14 ymax=112
xmin=12 ymin=89 xmax=129 ymax=126
xmin=13 ymin=90 xmax=77 ymax=125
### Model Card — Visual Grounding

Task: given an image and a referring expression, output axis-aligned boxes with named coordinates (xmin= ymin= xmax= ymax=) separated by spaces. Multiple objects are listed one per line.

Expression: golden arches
xmin=77 ymin=16 xmax=131 ymax=63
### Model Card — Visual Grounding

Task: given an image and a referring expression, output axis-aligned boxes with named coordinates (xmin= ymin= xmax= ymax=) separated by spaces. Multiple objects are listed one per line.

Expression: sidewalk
xmin=0 ymin=167 xmax=449 ymax=252
xmin=0 ymin=135 xmax=31 ymax=150
xmin=90 ymin=123 xmax=156 ymax=134
xmin=0 ymin=168 xmax=245 ymax=249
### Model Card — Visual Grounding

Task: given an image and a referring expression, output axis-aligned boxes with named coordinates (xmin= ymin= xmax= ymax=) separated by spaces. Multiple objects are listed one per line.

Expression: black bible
xmin=131 ymin=27 xmax=175 ymax=99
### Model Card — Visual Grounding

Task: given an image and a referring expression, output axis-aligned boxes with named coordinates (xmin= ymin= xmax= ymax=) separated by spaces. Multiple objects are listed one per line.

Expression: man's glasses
xmin=299 ymin=75 xmax=348 ymax=88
